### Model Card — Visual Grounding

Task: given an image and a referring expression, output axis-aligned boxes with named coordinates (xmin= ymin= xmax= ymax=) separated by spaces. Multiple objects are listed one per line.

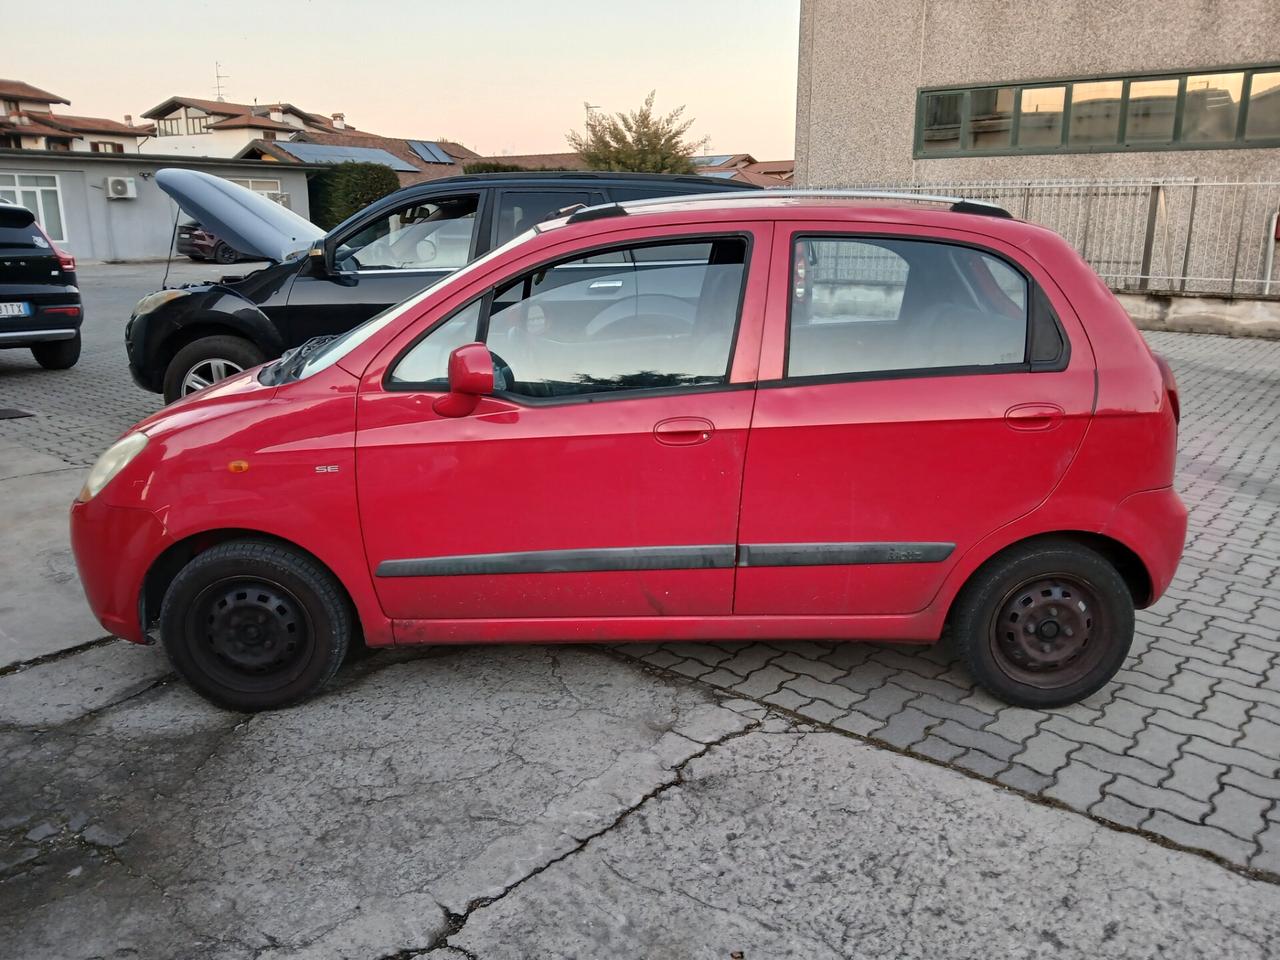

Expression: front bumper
xmin=70 ymin=495 xmax=173 ymax=643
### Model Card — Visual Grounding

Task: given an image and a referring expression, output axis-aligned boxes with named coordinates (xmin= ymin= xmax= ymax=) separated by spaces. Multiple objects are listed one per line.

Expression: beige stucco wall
xmin=795 ymin=0 xmax=1280 ymax=185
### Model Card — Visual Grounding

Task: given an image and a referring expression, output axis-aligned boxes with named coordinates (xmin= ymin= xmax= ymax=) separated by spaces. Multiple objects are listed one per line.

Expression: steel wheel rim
xmin=181 ymin=358 xmax=244 ymax=394
xmin=988 ymin=573 xmax=1110 ymax=690
xmin=185 ymin=576 xmax=316 ymax=693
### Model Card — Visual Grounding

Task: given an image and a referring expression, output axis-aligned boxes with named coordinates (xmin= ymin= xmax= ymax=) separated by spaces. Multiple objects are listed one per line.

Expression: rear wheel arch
xmin=945 ymin=530 xmax=1153 ymax=624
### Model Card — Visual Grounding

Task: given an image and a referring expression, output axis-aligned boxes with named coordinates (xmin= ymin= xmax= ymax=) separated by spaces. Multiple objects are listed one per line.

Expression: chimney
xmin=330 ymin=112 xmax=345 ymax=130
xmin=124 ymin=114 xmax=133 ymax=127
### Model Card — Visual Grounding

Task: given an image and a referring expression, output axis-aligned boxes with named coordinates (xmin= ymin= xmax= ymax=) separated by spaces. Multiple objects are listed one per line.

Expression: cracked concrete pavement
xmin=3 ymin=643 xmax=1280 ymax=959
xmin=4 ymin=264 xmax=1280 ymax=957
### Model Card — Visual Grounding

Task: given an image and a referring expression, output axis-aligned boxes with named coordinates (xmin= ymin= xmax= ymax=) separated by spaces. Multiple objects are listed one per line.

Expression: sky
xmin=6 ymin=0 xmax=802 ymax=160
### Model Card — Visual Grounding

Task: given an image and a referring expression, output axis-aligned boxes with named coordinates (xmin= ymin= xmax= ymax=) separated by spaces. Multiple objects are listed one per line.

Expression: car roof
xmin=535 ymin=190 xmax=1067 ymax=247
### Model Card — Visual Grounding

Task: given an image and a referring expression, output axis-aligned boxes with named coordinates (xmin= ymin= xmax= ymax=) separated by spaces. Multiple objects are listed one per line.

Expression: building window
xmin=915 ymin=63 xmax=1280 ymax=157
xmin=185 ymin=114 xmax=210 ymax=135
xmin=0 ymin=172 xmax=66 ymax=242
xmin=89 ymin=141 xmax=124 ymax=153
xmin=156 ymin=117 xmax=181 ymax=136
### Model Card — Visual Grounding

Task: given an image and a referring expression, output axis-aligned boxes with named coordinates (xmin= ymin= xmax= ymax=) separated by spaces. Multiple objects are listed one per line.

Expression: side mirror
xmin=310 ymin=240 xmax=356 ymax=285
xmin=432 ymin=343 xmax=494 ymax=417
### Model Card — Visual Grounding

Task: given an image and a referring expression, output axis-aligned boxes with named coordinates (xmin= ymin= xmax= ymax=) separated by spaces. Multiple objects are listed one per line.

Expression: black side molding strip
xmin=737 ymin=542 xmax=955 ymax=567
xmin=376 ymin=541 xmax=955 ymax=577
xmin=376 ymin=545 xmax=737 ymax=578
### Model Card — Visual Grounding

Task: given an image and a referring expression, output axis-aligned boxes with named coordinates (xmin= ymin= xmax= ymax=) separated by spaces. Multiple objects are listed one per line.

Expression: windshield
xmin=294 ymin=228 xmax=539 ymax=380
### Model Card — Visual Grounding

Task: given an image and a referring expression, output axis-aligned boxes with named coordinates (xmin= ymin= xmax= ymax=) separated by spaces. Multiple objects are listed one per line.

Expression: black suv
xmin=128 ymin=171 xmax=757 ymax=401
xmin=0 ymin=202 xmax=82 ymax=370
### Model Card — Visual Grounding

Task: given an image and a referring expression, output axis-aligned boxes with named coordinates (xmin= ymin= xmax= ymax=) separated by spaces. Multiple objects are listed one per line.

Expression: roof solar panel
xmin=277 ymin=142 xmax=417 ymax=172
xmin=698 ymin=170 xmax=739 ymax=179
xmin=407 ymin=140 xmax=454 ymax=164
xmin=693 ymin=155 xmax=734 ymax=166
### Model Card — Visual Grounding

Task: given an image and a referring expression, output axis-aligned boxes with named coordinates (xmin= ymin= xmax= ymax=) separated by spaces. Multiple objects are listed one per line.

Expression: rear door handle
xmin=588 ymin=279 xmax=624 ymax=292
xmin=1005 ymin=402 xmax=1065 ymax=431
xmin=654 ymin=417 xmax=714 ymax=445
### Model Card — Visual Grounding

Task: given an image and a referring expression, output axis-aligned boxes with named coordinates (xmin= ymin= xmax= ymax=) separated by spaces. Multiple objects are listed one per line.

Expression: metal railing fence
xmin=812 ymin=178 xmax=1280 ymax=298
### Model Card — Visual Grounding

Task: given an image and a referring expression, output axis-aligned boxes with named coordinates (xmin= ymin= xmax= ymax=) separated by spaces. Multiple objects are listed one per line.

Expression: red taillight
xmin=43 ymin=305 xmax=81 ymax=317
xmin=1154 ymin=353 xmax=1180 ymax=424
xmin=33 ymin=222 xmax=75 ymax=271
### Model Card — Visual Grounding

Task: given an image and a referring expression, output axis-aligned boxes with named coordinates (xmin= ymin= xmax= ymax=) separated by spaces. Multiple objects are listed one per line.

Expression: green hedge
xmin=308 ymin=162 xmax=401 ymax=229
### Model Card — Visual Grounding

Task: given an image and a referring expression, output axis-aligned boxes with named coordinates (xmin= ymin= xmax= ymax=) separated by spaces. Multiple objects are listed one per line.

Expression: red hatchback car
xmin=71 ymin=192 xmax=1186 ymax=711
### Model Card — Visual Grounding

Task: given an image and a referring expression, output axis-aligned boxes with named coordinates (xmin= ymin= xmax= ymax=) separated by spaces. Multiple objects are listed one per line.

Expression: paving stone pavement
xmin=2 ymin=266 xmax=1278 ymax=877
xmin=619 ymin=331 xmax=1280 ymax=876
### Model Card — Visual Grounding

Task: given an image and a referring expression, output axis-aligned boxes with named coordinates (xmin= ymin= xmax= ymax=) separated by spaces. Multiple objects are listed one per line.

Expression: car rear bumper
xmin=1102 ymin=485 xmax=1188 ymax=605
xmin=70 ymin=496 xmax=173 ymax=643
xmin=0 ymin=298 xmax=83 ymax=346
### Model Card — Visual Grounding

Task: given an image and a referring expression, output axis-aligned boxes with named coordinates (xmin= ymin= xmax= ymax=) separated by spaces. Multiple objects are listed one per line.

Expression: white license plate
xmin=0 ymin=302 xmax=30 ymax=318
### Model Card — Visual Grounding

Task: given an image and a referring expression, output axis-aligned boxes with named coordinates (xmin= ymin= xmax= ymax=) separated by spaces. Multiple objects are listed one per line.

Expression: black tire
xmin=160 ymin=539 xmax=352 ymax=711
xmin=31 ymin=333 xmax=81 ymax=370
xmin=213 ymin=241 xmax=238 ymax=265
xmin=162 ymin=335 xmax=266 ymax=403
xmin=950 ymin=540 xmax=1135 ymax=708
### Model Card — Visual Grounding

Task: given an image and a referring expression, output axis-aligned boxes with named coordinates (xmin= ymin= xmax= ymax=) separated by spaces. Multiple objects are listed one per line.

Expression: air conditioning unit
xmin=105 ymin=176 xmax=137 ymax=200
xmin=266 ymin=191 xmax=291 ymax=208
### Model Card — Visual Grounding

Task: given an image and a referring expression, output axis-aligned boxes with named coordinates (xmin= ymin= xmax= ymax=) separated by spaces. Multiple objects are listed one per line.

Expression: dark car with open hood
xmin=127 ymin=169 xmax=758 ymax=401
xmin=0 ymin=202 xmax=82 ymax=370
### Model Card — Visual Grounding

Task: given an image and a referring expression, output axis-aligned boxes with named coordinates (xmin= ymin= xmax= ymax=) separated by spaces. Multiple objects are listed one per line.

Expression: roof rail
xmin=574 ymin=188 xmax=1014 ymax=220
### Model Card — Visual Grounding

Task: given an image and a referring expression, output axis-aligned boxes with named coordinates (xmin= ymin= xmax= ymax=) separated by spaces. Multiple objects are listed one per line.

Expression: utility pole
xmin=214 ymin=62 xmax=229 ymax=102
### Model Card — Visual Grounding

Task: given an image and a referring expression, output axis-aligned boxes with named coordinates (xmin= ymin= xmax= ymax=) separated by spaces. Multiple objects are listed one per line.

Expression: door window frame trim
xmin=774 ymin=231 xmax=1069 ymax=389
xmin=382 ymin=230 xmax=758 ymax=405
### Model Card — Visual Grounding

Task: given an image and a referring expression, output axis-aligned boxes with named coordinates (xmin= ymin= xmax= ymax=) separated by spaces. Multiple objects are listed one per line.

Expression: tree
xmin=309 ymin=162 xmax=401 ymax=230
xmin=567 ymin=91 xmax=706 ymax=174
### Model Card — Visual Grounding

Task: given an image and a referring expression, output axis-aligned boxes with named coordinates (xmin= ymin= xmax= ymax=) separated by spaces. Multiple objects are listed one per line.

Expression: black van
xmin=0 ymin=202 xmax=82 ymax=370
xmin=127 ymin=171 xmax=757 ymax=401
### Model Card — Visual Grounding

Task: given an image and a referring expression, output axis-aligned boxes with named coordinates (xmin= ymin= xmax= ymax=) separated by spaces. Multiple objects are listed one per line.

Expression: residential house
xmin=692 ymin=153 xmax=791 ymax=186
xmin=0 ymin=79 xmax=152 ymax=153
xmin=241 ymin=130 xmax=484 ymax=186
xmin=140 ymin=97 xmax=354 ymax=158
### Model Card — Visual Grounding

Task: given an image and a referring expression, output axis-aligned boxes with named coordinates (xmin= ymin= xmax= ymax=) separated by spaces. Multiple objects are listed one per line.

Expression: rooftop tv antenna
xmin=214 ymin=62 xmax=229 ymax=102
xmin=583 ymin=101 xmax=600 ymax=123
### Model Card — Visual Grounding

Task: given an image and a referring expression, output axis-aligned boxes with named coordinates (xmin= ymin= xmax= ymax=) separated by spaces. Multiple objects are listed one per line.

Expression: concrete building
xmin=0 ymin=149 xmax=317 ymax=261
xmin=794 ymin=0 xmax=1280 ymax=185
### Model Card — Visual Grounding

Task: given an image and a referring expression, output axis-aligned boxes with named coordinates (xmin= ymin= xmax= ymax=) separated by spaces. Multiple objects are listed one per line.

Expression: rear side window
xmin=494 ymin=191 xmax=595 ymax=246
xmin=787 ymin=237 xmax=1029 ymax=378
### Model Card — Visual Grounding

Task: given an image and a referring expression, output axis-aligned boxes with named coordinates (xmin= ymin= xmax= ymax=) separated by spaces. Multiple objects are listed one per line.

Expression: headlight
xmin=78 ymin=433 xmax=149 ymax=502
xmin=132 ymin=288 xmax=188 ymax=317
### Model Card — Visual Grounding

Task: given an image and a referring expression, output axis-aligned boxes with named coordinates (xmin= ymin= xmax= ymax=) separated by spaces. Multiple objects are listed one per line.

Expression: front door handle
xmin=654 ymin=417 xmax=714 ymax=445
xmin=1005 ymin=402 xmax=1065 ymax=431
xmin=588 ymin=279 xmax=624 ymax=293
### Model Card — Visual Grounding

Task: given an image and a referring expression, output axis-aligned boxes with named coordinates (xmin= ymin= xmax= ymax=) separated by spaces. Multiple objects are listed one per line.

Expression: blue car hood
xmin=155 ymin=168 xmax=324 ymax=264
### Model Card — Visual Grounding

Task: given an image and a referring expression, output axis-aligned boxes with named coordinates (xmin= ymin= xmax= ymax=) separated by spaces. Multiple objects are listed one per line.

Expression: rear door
xmin=735 ymin=221 xmax=1094 ymax=617
xmin=283 ymin=190 xmax=486 ymax=343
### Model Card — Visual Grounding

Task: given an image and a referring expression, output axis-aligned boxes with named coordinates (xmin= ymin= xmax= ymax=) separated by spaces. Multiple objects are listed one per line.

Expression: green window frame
xmin=913 ymin=63 xmax=1280 ymax=158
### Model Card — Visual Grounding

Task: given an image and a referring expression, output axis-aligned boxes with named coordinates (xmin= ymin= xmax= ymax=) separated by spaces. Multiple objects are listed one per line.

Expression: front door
xmin=356 ymin=225 xmax=771 ymax=621
xmin=284 ymin=191 xmax=484 ymax=344
xmin=735 ymin=224 xmax=1095 ymax=617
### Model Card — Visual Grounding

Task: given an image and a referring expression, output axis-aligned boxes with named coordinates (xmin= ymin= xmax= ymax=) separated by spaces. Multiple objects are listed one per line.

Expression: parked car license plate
xmin=0 ymin=302 xmax=31 ymax=318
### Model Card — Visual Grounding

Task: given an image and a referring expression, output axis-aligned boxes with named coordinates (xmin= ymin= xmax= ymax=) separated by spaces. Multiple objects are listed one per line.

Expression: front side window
xmin=787 ymin=237 xmax=1028 ymax=379
xmin=336 ymin=194 xmax=479 ymax=272
xmin=391 ymin=236 xmax=748 ymax=398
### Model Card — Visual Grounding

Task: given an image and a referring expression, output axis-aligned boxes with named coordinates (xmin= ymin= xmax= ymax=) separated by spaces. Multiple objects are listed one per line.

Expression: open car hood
xmin=155 ymin=168 xmax=324 ymax=264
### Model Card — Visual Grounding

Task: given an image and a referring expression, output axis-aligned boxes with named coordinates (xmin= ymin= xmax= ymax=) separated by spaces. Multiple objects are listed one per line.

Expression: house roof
xmin=0 ymin=79 xmax=69 ymax=105
xmin=743 ymin=159 xmax=794 ymax=176
xmin=141 ymin=96 xmax=356 ymax=134
xmin=274 ymin=141 xmax=419 ymax=172
xmin=36 ymin=113 xmax=154 ymax=137
xmin=472 ymin=151 xmax=586 ymax=170
xmin=208 ymin=114 xmax=298 ymax=132
xmin=0 ymin=115 xmax=74 ymax=139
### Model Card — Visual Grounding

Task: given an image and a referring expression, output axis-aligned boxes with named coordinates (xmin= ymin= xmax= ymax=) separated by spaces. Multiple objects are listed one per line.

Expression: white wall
xmin=138 ymin=127 xmax=260 ymax=158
